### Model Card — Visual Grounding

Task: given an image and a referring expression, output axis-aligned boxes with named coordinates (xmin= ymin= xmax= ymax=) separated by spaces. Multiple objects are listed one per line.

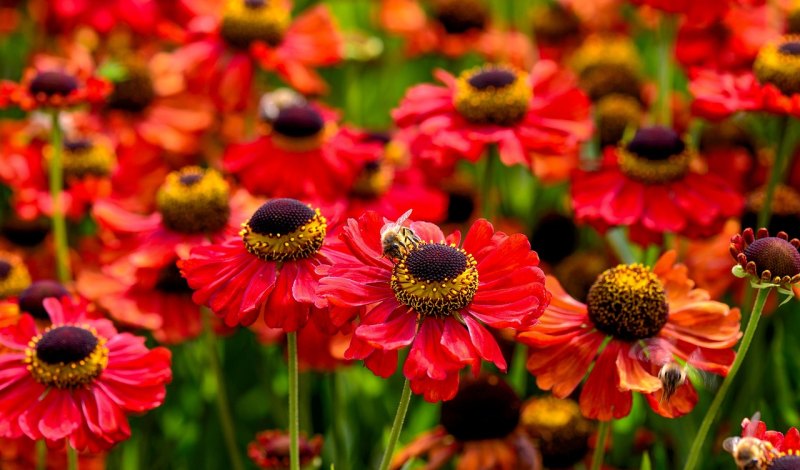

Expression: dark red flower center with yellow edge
xmin=350 ymin=160 xmax=394 ymax=199
xmin=19 ymin=280 xmax=69 ymax=321
xmin=108 ymin=65 xmax=156 ymax=113
xmin=1 ymin=216 xmax=50 ymax=248
xmin=521 ymin=396 xmax=593 ymax=468
xmin=156 ymin=263 xmax=193 ymax=294
xmin=241 ymin=198 xmax=327 ymax=262
xmin=25 ymin=325 xmax=109 ymax=388
xmin=270 ymin=104 xmax=329 ymax=152
xmin=743 ymin=237 xmax=800 ymax=280
xmin=743 ymin=185 xmax=800 ymax=236
xmin=534 ymin=4 xmax=581 ymax=45
xmin=220 ymin=0 xmax=289 ymax=49
xmin=453 ymin=66 xmax=531 ymax=126
xmin=60 ymin=137 xmax=116 ymax=179
xmin=433 ymin=0 xmax=488 ymax=34
xmin=754 ymin=35 xmax=800 ymax=96
xmin=28 ymin=71 xmax=79 ymax=97
xmin=618 ymin=126 xmax=691 ymax=184
xmin=0 ymin=253 xmax=31 ymax=299
xmin=587 ymin=263 xmax=668 ymax=341
xmin=596 ymin=94 xmax=643 ymax=147
xmin=156 ymin=166 xmax=231 ymax=234
xmin=440 ymin=375 xmax=520 ymax=441
xmin=391 ymin=242 xmax=478 ymax=317
xmin=770 ymin=455 xmax=800 ymax=469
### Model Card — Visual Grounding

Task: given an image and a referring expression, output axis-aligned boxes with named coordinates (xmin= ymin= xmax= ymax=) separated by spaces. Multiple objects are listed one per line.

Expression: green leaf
xmin=640 ymin=452 xmax=652 ymax=470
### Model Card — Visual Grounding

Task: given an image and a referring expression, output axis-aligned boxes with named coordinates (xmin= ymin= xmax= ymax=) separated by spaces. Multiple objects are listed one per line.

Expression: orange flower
xmin=518 ymin=251 xmax=742 ymax=421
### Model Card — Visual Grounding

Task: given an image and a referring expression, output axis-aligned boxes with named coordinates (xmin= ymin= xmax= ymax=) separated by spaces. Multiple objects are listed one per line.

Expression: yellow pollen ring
xmin=754 ymin=35 xmax=800 ymax=96
xmin=617 ymin=146 xmax=692 ymax=184
xmin=240 ymin=208 xmax=327 ymax=262
xmin=220 ymin=0 xmax=290 ymax=48
xmin=0 ymin=252 xmax=31 ymax=299
xmin=24 ymin=325 xmax=109 ymax=389
xmin=453 ymin=67 xmax=532 ymax=126
xmin=156 ymin=166 xmax=231 ymax=234
xmin=390 ymin=242 xmax=479 ymax=317
xmin=46 ymin=139 xmax=116 ymax=179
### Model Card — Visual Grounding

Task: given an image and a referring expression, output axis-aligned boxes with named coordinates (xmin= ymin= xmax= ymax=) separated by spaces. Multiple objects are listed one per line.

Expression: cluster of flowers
xmin=0 ymin=0 xmax=799 ymax=468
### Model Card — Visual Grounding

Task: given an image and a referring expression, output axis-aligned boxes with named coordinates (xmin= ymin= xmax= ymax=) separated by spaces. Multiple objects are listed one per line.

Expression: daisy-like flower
xmin=391 ymin=375 xmax=541 ymax=470
xmin=730 ymin=227 xmax=800 ymax=300
xmin=571 ymin=126 xmax=744 ymax=245
xmin=392 ymin=62 xmax=591 ymax=176
xmin=0 ymin=252 xmax=31 ymax=300
xmin=248 ymin=430 xmax=323 ymax=470
xmin=725 ymin=415 xmax=800 ymax=469
xmin=180 ymin=198 xmax=332 ymax=331
xmin=520 ymin=396 xmax=594 ymax=469
xmin=630 ymin=0 xmax=732 ymax=25
xmin=570 ymin=35 xmax=643 ymax=103
xmin=0 ymin=297 xmax=171 ymax=451
xmin=317 ymin=211 xmax=549 ymax=402
xmin=518 ymin=251 xmax=742 ymax=420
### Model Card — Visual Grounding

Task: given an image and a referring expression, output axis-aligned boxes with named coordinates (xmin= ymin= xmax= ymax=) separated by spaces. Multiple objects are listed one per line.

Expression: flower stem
xmin=683 ymin=287 xmax=770 ymax=470
xmin=377 ymin=378 xmax=412 ymax=470
xmin=606 ymin=228 xmax=637 ymax=264
xmin=36 ymin=440 xmax=46 ymax=470
xmin=287 ymin=331 xmax=300 ymax=470
xmin=67 ymin=444 xmax=78 ymax=470
xmin=202 ymin=311 xmax=245 ymax=470
xmin=590 ymin=419 xmax=611 ymax=470
xmin=656 ymin=15 xmax=677 ymax=127
xmin=49 ymin=110 xmax=70 ymax=283
xmin=757 ymin=117 xmax=799 ymax=228
xmin=480 ymin=146 xmax=499 ymax=220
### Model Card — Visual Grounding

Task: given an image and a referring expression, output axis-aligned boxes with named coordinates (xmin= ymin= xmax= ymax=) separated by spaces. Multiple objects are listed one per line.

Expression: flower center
xmin=440 ymin=375 xmax=520 ymax=441
xmin=453 ymin=66 xmax=531 ymax=126
xmin=754 ymin=35 xmax=800 ymax=96
xmin=596 ymin=94 xmax=643 ymax=148
xmin=26 ymin=325 xmax=109 ymax=388
xmin=240 ymin=198 xmax=327 ymax=262
xmin=743 ymin=237 xmax=800 ymax=279
xmin=156 ymin=167 xmax=231 ymax=234
xmin=350 ymin=160 xmax=394 ymax=199
xmin=521 ymin=396 xmax=593 ymax=469
xmin=1 ymin=216 xmax=50 ymax=248
xmin=107 ymin=65 xmax=156 ymax=113
xmin=270 ymin=105 xmax=328 ymax=152
xmin=259 ymin=88 xmax=306 ymax=124
xmin=391 ymin=242 xmax=478 ymax=317
xmin=534 ymin=4 xmax=581 ymax=45
xmin=60 ymin=138 xmax=116 ymax=179
xmin=744 ymin=185 xmax=800 ymax=236
xmin=28 ymin=71 xmax=79 ymax=97
xmin=618 ymin=126 xmax=691 ymax=184
xmin=586 ymin=264 xmax=668 ymax=341
xmin=770 ymin=455 xmax=800 ymax=470
xmin=249 ymin=431 xmax=323 ymax=469
xmin=155 ymin=263 xmax=193 ymax=294
xmin=0 ymin=253 xmax=31 ymax=299
xmin=433 ymin=0 xmax=488 ymax=34
xmin=18 ymin=280 xmax=69 ymax=321
xmin=220 ymin=0 xmax=289 ymax=49
xmin=579 ymin=64 xmax=642 ymax=102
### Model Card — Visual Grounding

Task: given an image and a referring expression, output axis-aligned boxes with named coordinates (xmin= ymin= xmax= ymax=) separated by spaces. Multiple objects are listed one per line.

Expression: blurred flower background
xmin=1 ymin=0 xmax=800 ymax=469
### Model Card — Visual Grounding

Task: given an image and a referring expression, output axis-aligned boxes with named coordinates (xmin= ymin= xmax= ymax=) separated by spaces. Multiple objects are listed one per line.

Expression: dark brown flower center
xmin=156 ymin=167 xmax=231 ymax=234
xmin=1 ymin=217 xmax=50 ymax=248
xmin=249 ymin=198 xmax=316 ymax=235
xmin=241 ymin=199 xmax=327 ymax=261
xmin=220 ymin=0 xmax=289 ymax=49
xmin=433 ymin=0 xmax=488 ymax=34
xmin=596 ymin=94 xmax=643 ymax=148
xmin=36 ymin=326 xmax=98 ymax=365
xmin=440 ymin=375 xmax=520 ymax=441
xmin=754 ymin=35 xmax=800 ymax=96
xmin=29 ymin=71 xmax=79 ymax=97
xmin=779 ymin=41 xmax=800 ymax=56
xmin=626 ymin=127 xmax=686 ymax=161
xmin=743 ymin=237 xmax=800 ymax=279
xmin=619 ymin=126 xmax=691 ymax=184
xmin=530 ymin=213 xmax=578 ymax=265
xmin=61 ymin=137 xmax=115 ymax=179
xmin=534 ymin=4 xmax=581 ymax=45
xmin=19 ymin=280 xmax=69 ymax=321
xmin=406 ymin=244 xmax=467 ymax=282
xmin=770 ymin=455 xmax=800 ymax=470
xmin=454 ymin=66 xmax=531 ymax=126
xmin=156 ymin=263 xmax=193 ymax=294
xmin=108 ymin=67 xmax=156 ymax=113
xmin=0 ymin=260 xmax=10 ymax=280
xmin=587 ymin=264 xmax=668 ymax=341
xmin=273 ymin=105 xmax=325 ymax=139
xmin=468 ymin=69 xmax=516 ymax=89
xmin=521 ymin=396 xmax=593 ymax=468
xmin=179 ymin=173 xmax=203 ymax=186
xmin=579 ymin=64 xmax=642 ymax=102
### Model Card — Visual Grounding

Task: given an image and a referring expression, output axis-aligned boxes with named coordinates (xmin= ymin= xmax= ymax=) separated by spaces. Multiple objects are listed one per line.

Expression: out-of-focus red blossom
xmin=678 ymin=220 xmax=741 ymax=300
xmin=224 ymin=104 xmax=375 ymax=202
xmin=631 ymin=0 xmax=761 ymax=26
xmin=317 ymin=212 xmax=549 ymax=402
xmin=175 ymin=0 xmax=342 ymax=110
xmin=250 ymin=319 xmax=352 ymax=372
xmin=393 ymin=61 xmax=592 ymax=178
xmin=31 ymin=0 xmax=163 ymax=36
xmin=571 ymin=127 xmax=744 ymax=245
xmin=737 ymin=416 xmax=800 ymax=453
xmin=689 ymin=69 xmax=800 ymax=120
xmin=248 ymin=430 xmax=323 ymax=470
xmin=0 ymin=297 xmax=171 ymax=452
xmin=0 ymin=437 xmax=104 ymax=470
xmin=518 ymin=251 xmax=742 ymax=420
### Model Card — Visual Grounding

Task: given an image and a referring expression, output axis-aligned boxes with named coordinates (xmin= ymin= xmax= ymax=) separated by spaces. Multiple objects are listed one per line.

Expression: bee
xmin=723 ymin=412 xmax=781 ymax=470
xmin=380 ymin=209 xmax=422 ymax=261
xmin=629 ymin=344 xmax=717 ymax=405
xmin=657 ymin=361 xmax=687 ymax=405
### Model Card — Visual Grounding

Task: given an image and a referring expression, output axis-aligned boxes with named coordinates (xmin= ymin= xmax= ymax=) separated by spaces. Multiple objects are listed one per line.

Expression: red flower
xmin=248 ymin=430 xmax=323 ymax=470
xmin=317 ymin=211 xmax=549 ymax=402
xmin=180 ymin=198 xmax=333 ymax=332
xmin=630 ymin=0 xmax=732 ymax=25
xmin=0 ymin=297 xmax=171 ymax=451
xmin=37 ymin=0 xmax=163 ymax=36
xmin=392 ymin=62 xmax=591 ymax=177
xmin=571 ymin=126 xmax=744 ymax=244
xmin=518 ymin=251 xmax=741 ymax=420
xmin=724 ymin=416 xmax=800 ymax=468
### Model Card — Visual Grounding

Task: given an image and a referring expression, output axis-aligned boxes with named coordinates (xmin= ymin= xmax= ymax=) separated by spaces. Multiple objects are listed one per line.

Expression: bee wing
xmin=395 ymin=209 xmax=413 ymax=226
xmin=722 ymin=436 xmax=740 ymax=454
xmin=742 ymin=412 xmax=762 ymax=438
xmin=683 ymin=348 xmax=721 ymax=391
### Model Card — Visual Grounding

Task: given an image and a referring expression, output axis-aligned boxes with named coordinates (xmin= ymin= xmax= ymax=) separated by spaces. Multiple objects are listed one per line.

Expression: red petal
xmin=579 ymin=342 xmax=632 ymax=421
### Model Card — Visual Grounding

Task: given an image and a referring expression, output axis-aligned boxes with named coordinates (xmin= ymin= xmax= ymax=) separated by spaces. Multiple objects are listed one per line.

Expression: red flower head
xmin=0 ymin=251 xmax=31 ymax=300
xmin=724 ymin=414 xmax=800 ymax=469
xmin=317 ymin=211 xmax=549 ymax=402
xmin=392 ymin=62 xmax=592 ymax=177
xmin=730 ymin=227 xmax=800 ymax=299
xmin=572 ymin=126 xmax=744 ymax=245
xmin=0 ymin=297 xmax=171 ymax=451
xmin=518 ymin=251 xmax=741 ymax=420
xmin=38 ymin=0 xmax=163 ymax=36
xmin=248 ymin=430 xmax=323 ymax=469
xmin=224 ymin=100 xmax=374 ymax=201
xmin=630 ymin=0 xmax=732 ymax=25
xmin=180 ymin=198 xmax=333 ymax=332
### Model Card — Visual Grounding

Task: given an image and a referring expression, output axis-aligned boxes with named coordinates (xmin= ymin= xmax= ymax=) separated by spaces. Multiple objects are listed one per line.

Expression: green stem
xmin=203 ymin=312 xmax=245 ymax=470
xmin=590 ymin=419 xmax=611 ymax=470
xmin=67 ymin=444 xmax=78 ymax=470
xmin=683 ymin=288 xmax=770 ymax=470
xmin=509 ymin=343 xmax=528 ymax=397
xmin=377 ymin=379 xmax=412 ymax=470
xmin=480 ymin=146 xmax=499 ymax=220
xmin=656 ymin=15 xmax=677 ymax=127
xmin=36 ymin=440 xmax=46 ymax=470
xmin=606 ymin=228 xmax=637 ymax=264
xmin=49 ymin=111 xmax=70 ymax=283
xmin=330 ymin=372 xmax=349 ymax=470
xmin=758 ymin=117 xmax=798 ymax=228
xmin=288 ymin=331 xmax=300 ymax=470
